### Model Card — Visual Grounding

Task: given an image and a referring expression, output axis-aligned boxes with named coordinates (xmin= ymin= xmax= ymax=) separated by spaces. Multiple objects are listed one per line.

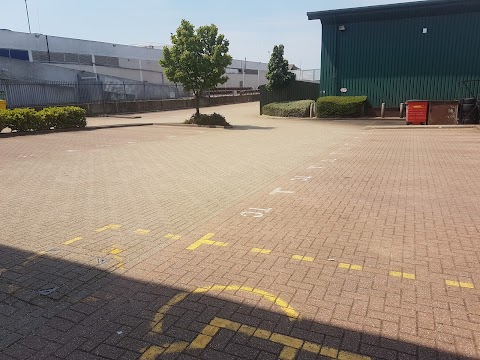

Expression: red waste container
xmin=406 ymin=101 xmax=429 ymax=125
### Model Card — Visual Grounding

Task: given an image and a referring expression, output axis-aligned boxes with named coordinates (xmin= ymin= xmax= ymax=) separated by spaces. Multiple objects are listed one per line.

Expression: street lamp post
xmin=24 ymin=0 xmax=32 ymax=33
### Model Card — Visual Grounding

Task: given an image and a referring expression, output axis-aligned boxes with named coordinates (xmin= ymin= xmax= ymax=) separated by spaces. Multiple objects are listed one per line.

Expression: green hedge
xmin=262 ymin=100 xmax=314 ymax=117
xmin=0 ymin=106 xmax=87 ymax=132
xmin=316 ymin=96 xmax=367 ymax=118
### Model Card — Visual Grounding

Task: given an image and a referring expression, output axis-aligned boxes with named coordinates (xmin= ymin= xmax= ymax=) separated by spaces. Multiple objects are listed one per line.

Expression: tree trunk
xmin=195 ymin=93 xmax=200 ymax=116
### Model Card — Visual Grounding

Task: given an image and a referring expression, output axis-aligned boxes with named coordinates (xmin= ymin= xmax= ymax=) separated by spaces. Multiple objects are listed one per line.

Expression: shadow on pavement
xmin=229 ymin=125 xmax=275 ymax=131
xmin=0 ymin=244 xmax=471 ymax=359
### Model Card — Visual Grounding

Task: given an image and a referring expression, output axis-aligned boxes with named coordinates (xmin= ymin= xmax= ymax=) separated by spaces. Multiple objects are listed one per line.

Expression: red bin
xmin=406 ymin=101 xmax=429 ymax=125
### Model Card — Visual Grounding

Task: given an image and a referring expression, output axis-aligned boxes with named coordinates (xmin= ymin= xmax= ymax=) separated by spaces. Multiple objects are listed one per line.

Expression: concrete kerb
xmin=153 ymin=123 xmax=234 ymax=129
xmin=365 ymin=125 xmax=480 ymax=130
xmin=0 ymin=123 xmax=154 ymax=138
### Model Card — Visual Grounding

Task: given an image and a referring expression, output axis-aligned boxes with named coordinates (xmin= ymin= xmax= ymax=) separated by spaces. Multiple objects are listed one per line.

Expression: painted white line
xmin=291 ymin=176 xmax=312 ymax=182
xmin=241 ymin=208 xmax=272 ymax=218
xmin=270 ymin=188 xmax=294 ymax=195
xmin=308 ymin=166 xmax=324 ymax=169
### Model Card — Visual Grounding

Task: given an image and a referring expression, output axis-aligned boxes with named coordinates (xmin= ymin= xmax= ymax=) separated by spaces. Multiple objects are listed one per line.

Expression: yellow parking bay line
xmin=445 ymin=280 xmax=475 ymax=289
xmin=389 ymin=271 xmax=416 ymax=280
xmin=63 ymin=237 xmax=83 ymax=245
xmin=251 ymin=248 xmax=272 ymax=255
xmin=135 ymin=229 xmax=151 ymax=235
xmin=291 ymin=255 xmax=315 ymax=262
xmin=338 ymin=263 xmax=363 ymax=271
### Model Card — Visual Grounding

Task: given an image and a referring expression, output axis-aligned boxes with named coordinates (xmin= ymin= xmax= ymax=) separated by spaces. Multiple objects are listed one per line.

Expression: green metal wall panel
xmin=320 ymin=12 xmax=480 ymax=107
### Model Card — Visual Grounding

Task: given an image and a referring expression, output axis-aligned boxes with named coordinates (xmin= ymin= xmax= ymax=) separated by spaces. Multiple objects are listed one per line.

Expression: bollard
xmin=381 ymin=103 xmax=386 ymax=118
xmin=399 ymin=103 xmax=405 ymax=118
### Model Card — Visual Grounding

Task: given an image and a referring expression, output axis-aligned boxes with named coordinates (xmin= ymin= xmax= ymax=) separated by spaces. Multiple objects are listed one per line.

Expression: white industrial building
xmin=0 ymin=29 xmax=268 ymax=89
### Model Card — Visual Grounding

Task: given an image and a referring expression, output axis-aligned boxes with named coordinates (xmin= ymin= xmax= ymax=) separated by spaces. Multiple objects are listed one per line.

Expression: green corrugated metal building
xmin=307 ymin=0 xmax=480 ymax=107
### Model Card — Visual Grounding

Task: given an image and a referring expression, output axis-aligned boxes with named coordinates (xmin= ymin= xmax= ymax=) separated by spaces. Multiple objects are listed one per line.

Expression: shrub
xmin=185 ymin=113 xmax=230 ymax=126
xmin=0 ymin=112 xmax=7 ymax=132
xmin=262 ymin=100 xmax=314 ymax=118
xmin=316 ymin=96 xmax=367 ymax=118
xmin=0 ymin=106 xmax=86 ymax=132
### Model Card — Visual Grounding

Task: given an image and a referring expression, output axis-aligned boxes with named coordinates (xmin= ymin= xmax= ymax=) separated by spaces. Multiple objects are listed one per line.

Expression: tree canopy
xmin=266 ymin=44 xmax=296 ymax=91
xmin=160 ymin=20 xmax=232 ymax=115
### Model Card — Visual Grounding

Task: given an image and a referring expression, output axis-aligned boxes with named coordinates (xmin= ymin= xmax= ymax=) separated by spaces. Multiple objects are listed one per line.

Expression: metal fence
xmin=259 ymin=81 xmax=320 ymax=114
xmin=291 ymin=69 xmax=321 ymax=83
xmin=0 ymin=79 xmax=188 ymax=108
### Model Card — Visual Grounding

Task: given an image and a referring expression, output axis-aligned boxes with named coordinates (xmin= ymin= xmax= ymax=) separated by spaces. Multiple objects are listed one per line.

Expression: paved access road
xmin=1 ymin=103 xmax=479 ymax=360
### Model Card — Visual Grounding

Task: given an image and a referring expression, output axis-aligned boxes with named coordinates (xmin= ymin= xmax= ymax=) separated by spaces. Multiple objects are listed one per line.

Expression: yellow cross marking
xmin=445 ymin=280 xmax=474 ymax=289
xmin=338 ymin=263 xmax=363 ymax=271
xmin=186 ymin=233 xmax=227 ymax=251
xmin=389 ymin=271 xmax=416 ymax=280
xmin=291 ymin=255 xmax=315 ymax=262
xmin=251 ymin=248 xmax=272 ymax=255
xmin=63 ymin=237 xmax=83 ymax=245
xmin=164 ymin=234 xmax=181 ymax=240
xmin=96 ymin=224 xmax=121 ymax=233
xmin=135 ymin=229 xmax=151 ymax=235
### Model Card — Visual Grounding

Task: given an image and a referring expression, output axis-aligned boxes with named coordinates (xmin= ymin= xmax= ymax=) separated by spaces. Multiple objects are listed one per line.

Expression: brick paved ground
xmin=1 ymin=103 xmax=479 ymax=359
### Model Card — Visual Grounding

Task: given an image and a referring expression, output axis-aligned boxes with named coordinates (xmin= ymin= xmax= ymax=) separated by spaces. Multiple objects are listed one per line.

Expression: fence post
xmin=76 ymin=83 xmax=81 ymax=104
xmin=123 ymin=81 xmax=127 ymax=113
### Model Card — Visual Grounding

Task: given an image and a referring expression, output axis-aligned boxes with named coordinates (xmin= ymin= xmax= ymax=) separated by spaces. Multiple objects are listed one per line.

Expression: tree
xmin=266 ymin=45 xmax=296 ymax=91
xmin=160 ymin=20 xmax=232 ymax=117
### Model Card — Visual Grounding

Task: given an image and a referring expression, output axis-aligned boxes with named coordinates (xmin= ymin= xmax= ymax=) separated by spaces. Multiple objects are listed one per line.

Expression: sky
xmin=1 ymin=0 xmax=418 ymax=69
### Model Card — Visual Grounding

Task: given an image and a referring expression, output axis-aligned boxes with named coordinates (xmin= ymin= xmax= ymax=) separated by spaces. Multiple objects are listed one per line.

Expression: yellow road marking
xmin=338 ymin=263 xmax=363 ymax=271
xmin=139 ymin=345 xmax=165 ymax=360
xmin=303 ymin=342 xmax=321 ymax=354
xmin=110 ymin=248 xmax=122 ymax=255
xmin=321 ymin=347 xmax=339 ymax=358
xmin=164 ymin=342 xmax=188 ymax=354
xmin=142 ymin=316 xmax=371 ymax=359
xmin=291 ymin=255 xmax=315 ymax=262
xmin=251 ymin=247 xmax=272 ymax=255
xmin=193 ymin=285 xmax=299 ymax=320
xmin=63 ymin=237 xmax=83 ymax=245
xmin=389 ymin=271 xmax=416 ymax=280
xmin=279 ymin=346 xmax=297 ymax=360
xmin=189 ymin=334 xmax=213 ymax=349
xmin=96 ymin=224 xmax=121 ymax=233
xmin=445 ymin=280 xmax=475 ymax=289
xmin=151 ymin=292 xmax=189 ymax=333
xmin=164 ymin=234 xmax=181 ymax=240
xmin=135 ymin=229 xmax=151 ymax=235
xmin=151 ymin=285 xmax=299 ymax=336
xmin=270 ymin=333 xmax=303 ymax=349
xmin=186 ymin=233 xmax=227 ymax=251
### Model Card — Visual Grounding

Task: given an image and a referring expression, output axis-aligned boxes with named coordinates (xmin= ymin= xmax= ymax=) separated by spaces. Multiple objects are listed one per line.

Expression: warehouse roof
xmin=307 ymin=0 xmax=480 ymax=24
